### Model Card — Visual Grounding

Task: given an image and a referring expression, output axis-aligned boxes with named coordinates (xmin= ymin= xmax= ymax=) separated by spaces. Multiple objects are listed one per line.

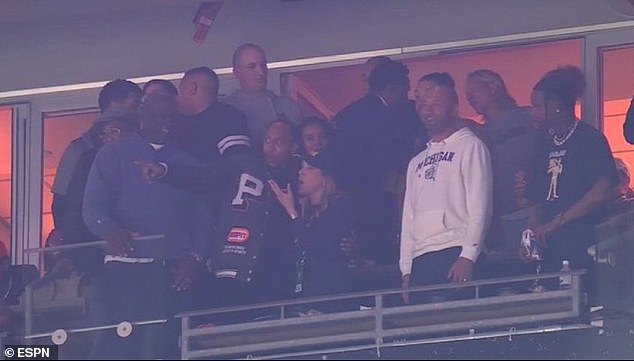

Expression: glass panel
xmin=0 ymin=106 xmax=11 ymax=258
xmin=0 ymin=107 xmax=13 ymax=257
xmin=601 ymin=46 xmax=634 ymax=188
xmin=291 ymin=39 xmax=582 ymax=122
xmin=42 ymin=111 xmax=99 ymax=247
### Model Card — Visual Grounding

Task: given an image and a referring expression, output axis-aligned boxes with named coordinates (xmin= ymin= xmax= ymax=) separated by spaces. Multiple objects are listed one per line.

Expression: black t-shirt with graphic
xmin=528 ymin=121 xmax=617 ymax=270
xmin=530 ymin=122 xmax=616 ymax=221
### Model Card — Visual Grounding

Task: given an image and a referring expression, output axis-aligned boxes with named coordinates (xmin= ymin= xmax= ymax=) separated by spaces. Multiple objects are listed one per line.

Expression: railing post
xmin=571 ymin=273 xmax=580 ymax=317
xmin=374 ymin=294 xmax=383 ymax=354
xmin=181 ymin=316 xmax=189 ymax=360
xmin=24 ymin=284 xmax=33 ymax=345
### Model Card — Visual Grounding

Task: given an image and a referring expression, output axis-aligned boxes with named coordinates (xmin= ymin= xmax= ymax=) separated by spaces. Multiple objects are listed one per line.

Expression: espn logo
xmin=227 ymin=227 xmax=250 ymax=243
xmin=4 ymin=345 xmax=58 ymax=360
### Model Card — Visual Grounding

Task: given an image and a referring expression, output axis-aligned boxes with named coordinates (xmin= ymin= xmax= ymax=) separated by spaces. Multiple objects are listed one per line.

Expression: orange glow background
xmin=0 ymin=42 xmax=630 ymax=257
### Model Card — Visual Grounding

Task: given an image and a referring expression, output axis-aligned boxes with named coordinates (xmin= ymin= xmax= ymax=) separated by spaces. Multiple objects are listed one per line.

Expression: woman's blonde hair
xmin=303 ymin=173 xmax=343 ymax=221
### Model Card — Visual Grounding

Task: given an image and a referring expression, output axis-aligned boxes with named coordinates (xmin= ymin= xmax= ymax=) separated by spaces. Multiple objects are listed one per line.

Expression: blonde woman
xmin=269 ymin=151 xmax=354 ymax=312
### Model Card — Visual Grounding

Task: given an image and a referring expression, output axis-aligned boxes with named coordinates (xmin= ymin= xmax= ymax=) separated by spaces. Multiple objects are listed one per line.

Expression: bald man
xmin=224 ymin=43 xmax=301 ymax=149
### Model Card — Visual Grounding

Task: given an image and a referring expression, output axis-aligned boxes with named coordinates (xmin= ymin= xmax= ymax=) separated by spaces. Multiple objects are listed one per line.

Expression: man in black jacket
xmin=258 ymin=119 xmax=301 ymax=302
xmin=173 ymin=67 xmax=250 ymax=165
xmin=51 ymin=79 xmax=141 ymax=273
xmin=334 ymin=60 xmax=417 ymax=266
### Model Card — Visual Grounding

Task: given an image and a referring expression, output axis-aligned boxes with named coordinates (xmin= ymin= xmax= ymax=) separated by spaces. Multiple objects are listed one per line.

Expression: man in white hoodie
xmin=400 ymin=83 xmax=493 ymax=303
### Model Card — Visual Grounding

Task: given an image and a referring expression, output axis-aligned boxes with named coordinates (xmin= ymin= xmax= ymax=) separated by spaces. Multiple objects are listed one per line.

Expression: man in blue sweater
xmin=82 ymin=93 xmax=209 ymax=359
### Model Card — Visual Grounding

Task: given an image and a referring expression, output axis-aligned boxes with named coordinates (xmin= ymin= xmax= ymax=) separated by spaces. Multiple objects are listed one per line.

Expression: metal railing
xmin=9 ymin=238 xmax=589 ymax=360
xmin=23 ymin=234 xmax=165 ymax=255
xmin=19 ymin=234 xmax=165 ymax=345
xmin=177 ymin=270 xmax=586 ymax=360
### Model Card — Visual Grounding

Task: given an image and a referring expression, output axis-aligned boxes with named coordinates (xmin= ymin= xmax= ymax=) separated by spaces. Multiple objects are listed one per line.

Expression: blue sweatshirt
xmin=82 ymin=133 xmax=211 ymax=260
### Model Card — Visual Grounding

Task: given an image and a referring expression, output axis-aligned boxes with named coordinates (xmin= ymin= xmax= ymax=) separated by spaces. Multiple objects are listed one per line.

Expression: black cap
xmin=303 ymin=150 xmax=336 ymax=176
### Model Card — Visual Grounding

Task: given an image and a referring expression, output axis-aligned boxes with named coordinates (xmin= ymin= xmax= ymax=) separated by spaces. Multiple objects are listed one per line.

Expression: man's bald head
xmin=178 ymin=67 xmax=219 ymax=115
xmin=232 ymin=43 xmax=266 ymax=67
xmin=232 ymin=43 xmax=268 ymax=93
xmin=182 ymin=67 xmax=219 ymax=96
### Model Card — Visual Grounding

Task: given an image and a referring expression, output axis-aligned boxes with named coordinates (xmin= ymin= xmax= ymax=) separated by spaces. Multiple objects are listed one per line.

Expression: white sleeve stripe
xmin=218 ymin=139 xmax=250 ymax=154
xmin=217 ymin=135 xmax=250 ymax=149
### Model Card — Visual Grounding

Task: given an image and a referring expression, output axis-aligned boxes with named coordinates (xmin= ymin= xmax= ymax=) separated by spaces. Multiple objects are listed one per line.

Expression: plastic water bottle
xmin=559 ymin=260 xmax=572 ymax=290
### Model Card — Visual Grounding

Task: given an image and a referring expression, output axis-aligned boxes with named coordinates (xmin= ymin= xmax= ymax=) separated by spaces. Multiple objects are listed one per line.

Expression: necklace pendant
xmin=552 ymin=121 xmax=578 ymax=146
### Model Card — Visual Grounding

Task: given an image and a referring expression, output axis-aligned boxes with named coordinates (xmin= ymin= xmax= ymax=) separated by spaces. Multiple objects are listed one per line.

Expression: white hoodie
xmin=399 ymin=127 xmax=493 ymax=276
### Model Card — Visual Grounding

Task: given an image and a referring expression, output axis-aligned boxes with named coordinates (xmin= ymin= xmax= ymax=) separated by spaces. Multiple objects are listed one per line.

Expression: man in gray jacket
xmin=224 ymin=43 xmax=301 ymax=149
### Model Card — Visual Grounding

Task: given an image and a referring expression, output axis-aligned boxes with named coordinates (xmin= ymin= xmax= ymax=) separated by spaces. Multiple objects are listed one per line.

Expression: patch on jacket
xmin=227 ymin=227 xmax=250 ymax=243
xmin=215 ymin=269 xmax=238 ymax=279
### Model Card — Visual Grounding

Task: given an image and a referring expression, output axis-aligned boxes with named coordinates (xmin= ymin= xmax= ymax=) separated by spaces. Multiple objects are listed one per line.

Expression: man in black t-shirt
xmin=526 ymin=67 xmax=617 ymax=280
xmin=528 ymin=121 xmax=617 ymax=273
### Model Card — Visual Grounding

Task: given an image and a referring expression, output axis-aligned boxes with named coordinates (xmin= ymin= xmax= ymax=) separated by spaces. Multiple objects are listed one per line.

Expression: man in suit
xmin=334 ymin=60 xmax=415 ymax=265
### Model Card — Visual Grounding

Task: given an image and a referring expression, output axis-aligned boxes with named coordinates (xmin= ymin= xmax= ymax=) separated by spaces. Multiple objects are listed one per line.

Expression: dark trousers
xmin=164 ymin=260 xmax=206 ymax=359
xmin=474 ymin=253 xmax=535 ymax=296
xmin=200 ymin=278 xmax=260 ymax=325
xmin=410 ymin=247 xmax=467 ymax=303
xmin=90 ymin=261 xmax=167 ymax=360
xmin=354 ymin=191 xmax=399 ymax=265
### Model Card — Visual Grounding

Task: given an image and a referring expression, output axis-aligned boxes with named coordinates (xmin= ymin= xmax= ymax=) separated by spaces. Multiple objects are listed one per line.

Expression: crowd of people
xmin=44 ymin=43 xmax=634 ymax=358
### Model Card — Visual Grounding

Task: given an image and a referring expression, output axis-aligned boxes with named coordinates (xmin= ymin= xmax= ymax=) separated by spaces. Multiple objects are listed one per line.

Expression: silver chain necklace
xmin=553 ymin=121 xmax=578 ymax=146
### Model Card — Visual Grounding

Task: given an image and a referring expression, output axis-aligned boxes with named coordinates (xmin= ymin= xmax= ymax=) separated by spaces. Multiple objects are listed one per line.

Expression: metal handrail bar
xmin=24 ymin=319 xmax=167 ymax=340
xmin=177 ymin=270 xmax=586 ymax=319
xmin=180 ymin=273 xmax=585 ymax=359
xmin=24 ymin=234 xmax=165 ymax=254
xmin=253 ymin=323 xmax=594 ymax=360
